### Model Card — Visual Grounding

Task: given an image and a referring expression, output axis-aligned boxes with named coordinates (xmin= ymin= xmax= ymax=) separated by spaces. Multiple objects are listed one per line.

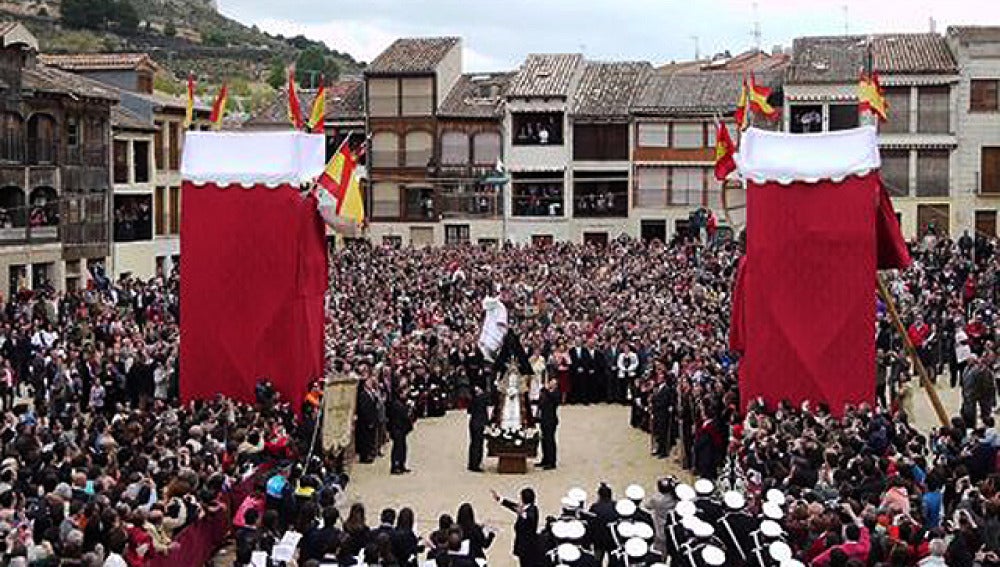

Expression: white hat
xmin=681 ymin=516 xmax=700 ymax=531
xmin=760 ymin=519 xmax=783 ymax=538
xmin=780 ymin=560 xmax=806 ymax=567
xmin=766 ymin=488 xmax=785 ymax=504
xmin=568 ymin=487 xmax=587 ymax=504
xmin=701 ymin=545 xmax=727 ymax=566
xmin=694 ymin=479 xmax=714 ymax=495
xmin=675 ymin=483 xmax=696 ymax=501
xmin=692 ymin=521 xmax=714 ymax=538
xmin=557 ymin=543 xmax=581 ymax=563
xmin=633 ymin=522 xmax=654 ymax=540
xmin=551 ymin=521 xmax=573 ymax=540
xmin=626 ymin=484 xmax=645 ymax=501
xmin=616 ymin=521 xmax=636 ymax=538
xmin=676 ymin=500 xmax=697 ymax=517
xmin=625 ymin=537 xmax=648 ymax=558
xmin=616 ymin=499 xmax=636 ymax=517
xmin=561 ymin=496 xmax=580 ymax=509
xmin=769 ymin=541 xmax=793 ymax=562
xmin=763 ymin=502 xmax=784 ymax=520
xmin=723 ymin=491 xmax=746 ymax=510
xmin=564 ymin=520 xmax=586 ymax=540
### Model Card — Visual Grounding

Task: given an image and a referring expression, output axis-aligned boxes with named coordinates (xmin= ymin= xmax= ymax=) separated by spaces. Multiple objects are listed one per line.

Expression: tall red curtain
xmin=732 ymin=174 xmax=909 ymax=415
xmin=180 ymin=182 xmax=327 ymax=412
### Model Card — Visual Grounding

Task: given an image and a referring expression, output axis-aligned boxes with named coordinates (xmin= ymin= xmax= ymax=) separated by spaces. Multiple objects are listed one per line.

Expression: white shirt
xmin=104 ymin=553 xmax=128 ymax=567
xmin=478 ymin=297 xmax=507 ymax=359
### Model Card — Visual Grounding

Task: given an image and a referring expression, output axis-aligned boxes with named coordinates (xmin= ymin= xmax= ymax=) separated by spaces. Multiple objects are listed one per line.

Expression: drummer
xmin=625 ymin=484 xmax=656 ymax=528
xmin=550 ymin=543 xmax=601 ymax=567
xmin=679 ymin=522 xmax=729 ymax=567
xmin=718 ymin=491 xmax=757 ymax=566
xmin=692 ymin=479 xmax=723 ymax=523
xmin=663 ymin=500 xmax=697 ymax=563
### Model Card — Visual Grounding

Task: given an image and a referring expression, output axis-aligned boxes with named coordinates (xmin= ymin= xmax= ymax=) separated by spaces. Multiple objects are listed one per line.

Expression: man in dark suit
xmin=387 ymin=386 xmax=413 ymax=474
xmin=355 ymin=378 xmax=379 ymax=463
xmin=569 ymin=338 xmax=590 ymax=404
xmin=467 ymin=384 xmax=490 ymax=472
xmin=538 ymin=377 xmax=560 ymax=470
xmin=492 ymin=487 xmax=542 ymax=567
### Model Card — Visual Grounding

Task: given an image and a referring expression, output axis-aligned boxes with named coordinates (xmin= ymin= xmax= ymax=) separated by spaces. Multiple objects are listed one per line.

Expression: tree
xmin=202 ymin=29 xmax=228 ymax=47
xmin=61 ymin=0 xmax=110 ymax=29
xmin=111 ymin=0 xmax=139 ymax=34
xmin=266 ymin=59 xmax=286 ymax=90
xmin=295 ymin=46 xmax=339 ymax=88
xmin=163 ymin=20 xmax=177 ymax=37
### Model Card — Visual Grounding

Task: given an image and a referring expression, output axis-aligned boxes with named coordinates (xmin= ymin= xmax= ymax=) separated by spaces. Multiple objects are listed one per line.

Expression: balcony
xmin=0 ymin=227 xmax=26 ymax=242
xmin=438 ymin=191 xmax=501 ymax=219
xmin=28 ymin=225 xmax=58 ymax=241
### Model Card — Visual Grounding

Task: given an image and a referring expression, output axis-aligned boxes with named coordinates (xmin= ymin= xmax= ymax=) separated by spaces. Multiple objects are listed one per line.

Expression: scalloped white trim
xmin=181 ymin=131 xmax=326 ymax=187
xmin=184 ymin=181 xmax=307 ymax=189
xmin=735 ymin=126 xmax=881 ymax=185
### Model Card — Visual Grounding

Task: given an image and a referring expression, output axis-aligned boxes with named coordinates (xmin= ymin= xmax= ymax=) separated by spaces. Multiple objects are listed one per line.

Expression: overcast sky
xmin=219 ymin=0 xmax=991 ymax=71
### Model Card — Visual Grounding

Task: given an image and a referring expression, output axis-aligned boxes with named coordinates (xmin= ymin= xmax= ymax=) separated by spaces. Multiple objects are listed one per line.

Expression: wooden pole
xmin=876 ymin=273 xmax=950 ymax=426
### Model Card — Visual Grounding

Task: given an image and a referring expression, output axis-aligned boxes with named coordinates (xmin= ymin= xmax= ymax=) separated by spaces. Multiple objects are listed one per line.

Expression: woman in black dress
xmin=456 ymin=502 xmax=495 ymax=560
xmin=339 ymin=502 xmax=371 ymax=564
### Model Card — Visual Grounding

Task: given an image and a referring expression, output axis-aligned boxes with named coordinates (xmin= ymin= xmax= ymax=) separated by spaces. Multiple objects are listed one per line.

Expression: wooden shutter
xmin=916 ymin=150 xmax=949 ymax=197
xmin=971 ymin=80 xmax=999 ymax=112
xmin=982 ymin=147 xmax=1000 ymax=194
xmin=880 ymin=150 xmax=910 ymax=196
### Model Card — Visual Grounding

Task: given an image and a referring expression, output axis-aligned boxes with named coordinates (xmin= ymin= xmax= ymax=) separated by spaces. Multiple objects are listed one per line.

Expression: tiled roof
xmin=39 ymin=53 xmax=160 ymax=72
xmin=949 ymin=26 xmax=1000 ymax=44
xmin=367 ymin=37 xmax=460 ymax=75
xmin=788 ymin=34 xmax=956 ymax=84
xmin=23 ymin=65 xmax=119 ymax=101
xmin=0 ymin=22 xmax=17 ymax=36
xmin=660 ymin=50 xmax=790 ymax=73
xmin=508 ymin=53 xmax=583 ymax=98
xmin=245 ymin=79 xmax=365 ymax=127
xmin=631 ymin=70 xmax=781 ymax=115
xmin=0 ymin=21 xmax=38 ymax=50
xmin=112 ymin=105 xmax=156 ymax=131
xmin=437 ymin=72 xmax=511 ymax=118
xmin=571 ymin=61 xmax=651 ymax=118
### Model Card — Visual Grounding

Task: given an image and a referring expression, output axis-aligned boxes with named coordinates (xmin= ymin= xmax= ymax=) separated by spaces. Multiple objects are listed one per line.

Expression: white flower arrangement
xmin=485 ymin=425 xmax=540 ymax=443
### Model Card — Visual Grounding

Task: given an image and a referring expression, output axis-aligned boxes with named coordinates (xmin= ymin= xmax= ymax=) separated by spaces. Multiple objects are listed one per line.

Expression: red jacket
xmin=125 ymin=524 xmax=153 ymax=566
xmin=908 ymin=323 xmax=930 ymax=348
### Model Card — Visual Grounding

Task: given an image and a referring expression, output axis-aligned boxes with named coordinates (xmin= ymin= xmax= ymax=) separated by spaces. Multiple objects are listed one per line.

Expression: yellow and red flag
xmin=287 ymin=67 xmax=305 ymax=130
xmin=858 ymin=71 xmax=888 ymax=122
xmin=734 ymin=77 xmax=749 ymax=130
xmin=748 ymin=73 xmax=779 ymax=119
xmin=183 ymin=72 xmax=196 ymax=129
xmin=315 ymin=139 xmax=365 ymax=232
xmin=714 ymin=121 xmax=737 ymax=181
xmin=307 ymin=78 xmax=326 ymax=134
xmin=209 ymin=83 xmax=228 ymax=130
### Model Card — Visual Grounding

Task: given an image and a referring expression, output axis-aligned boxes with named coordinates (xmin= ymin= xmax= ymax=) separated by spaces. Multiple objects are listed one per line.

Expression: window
xmin=472 ymin=132 xmax=501 ymax=166
xmin=401 ymin=77 xmax=433 ymax=116
xmin=478 ymin=238 xmax=498 ymax=247
xmin=154 ymin=123 xmax=164 ymax=170
xmin=706 ymin=121 xmax=736 ymax=148
xmin=917 ymin=203 xmax=949 ymax=237
xmin=0 ymin=112 xmax=24 ymax=163
xmin=113 ymin=141 xmax=129 ymax=184
xmin=971 ymin=79 xmax=999 ymax=112
xmin=26 ymin=114 xmax=56 ymax=164
xmin=137 ymin=72 xmax=153 ymax=94
xmin=371 ymin=132 xmax=399 ymax=168
xmin=637 ymin=123 xmax=669 ymax=147
xmin=134 ymin=141 xmax=150 ymax=183
xmin=982 ymin=147 xmax=1000 ymax=194
xmin=882 ymin=87 xmax=911 ymax=134
xmin=641 ymin=220 xmax=667 ymax=243
xmin=28 ymin=187 xmax=58 ymax=228
xmin=369 ymin=78 xmax=398 ymax=117
xmin=154 ymin=186 xmax=166 ymax=235
xmin=382 ymin=235 xmax=402 ymax=248
xmin=0 ymin=186 xmax=25 ymax=227
xmin=66 ymin=117 xmax=79 ymax=148
xmin=168 ymin=186 xmax=180 ymax=233
xmin=512 ymin=172 xmax=563 ymax=217
xmin=404 ymin=131 xmax=432 ymax=168
xmin=440 ymin=131 xmax=469 ymax=165
xmin=790 ymin=104 xmax=823 ymax=133
xmin=573 ymin=124 xmax=628 ymax=160
xmin=916 ymin=150 xmax=949 ymax=197
xmin=168 ymin=123 xmax=180 ymax=170
xmin=670 ymin=167 xmax=704 ymax=206
xmin=531 ymin=235 xmax=553 ymax=247
xmin=881 ymin=150 xmax=910 ymax=196
xmin=113 ymin=194 xmax=153 ymax=242
xmin=918 ymin=86 xmax=950 ymax=134
xmin=573 ymin=171 xmax=628 ymax=218
xmin=31 ymin=263 xmax=53 ymax=288
xmin=672 ymin=123 xmax=703 ymax=149
xmin=371 ymin=182 xmax=400 ymax=217
xmin=512 ymin=112 xmax=563 ymax=145
xmin=445 ymin=224 xmax=470 ymax=244
xmin=403 ymin=185 xmax=436 ymax=220
xmin=976 ymin=210 xmax=997 ymax=238
xmin=635 ymin=167 xmax=668 ymax=208
xmin=828 ymin=104 xmax=859 ymax=131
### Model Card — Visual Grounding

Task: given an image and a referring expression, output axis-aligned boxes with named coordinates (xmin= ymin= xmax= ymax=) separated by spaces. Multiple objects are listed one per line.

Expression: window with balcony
xmin=0 ymin=186 xmax=25 ymax=228
xmin=918 ymin=87 xmax=950 ymax=134
xmin=1 ymin=112 xmax=24 ymax=163
xmin=134 ymin=141 xmax=150 ymax=183
xmin=637 ymin=123 xmax=669 ymax=147
xmin=790 ymin=104 xmax=823 ymax=133
xmin=403 ymin=185 xmax=436 ymax=220
xmin=512 ymin=172 xmax=563 ymax=217
xmin=445 ymin=224 xmax=470 ymax=244
xmin=881 ymin=149 xmax=910 ymax=197
xmin=916 ymin=150 xmax=950 ymax=197
xmin=573 ymin=124 xmax=628 ymax=160
xmin=369 ymin=78 xmax=399 ymax=117
xmin=113 ymin=194 xmax=153 ymax=242
xmin=635 ymin=167 xmax=668 ymax=209
xmin=882 ymin=87 xmax=911 ymax=134
xmin=573 ymin=171 xmax=627 ymax=218
xmin=29 ymin=187 xmax=58 ymax=230
xmin=113 ymin=141 xmax=129 ymax=184
xmin=971 ymin=79 xmax=999 ymax=112
xmin=828 ymin=104 xmax=859 ymax=131
xmin=438 ymin=183 xmax=499 ymax=218
xmin=371 ymin=132 xmax=399 ymax=168
xmin=401 ymin=77 xmax=434 ymax=116
xmin=404 ymin=131 xmax=433 ymax=168
xmin=512 ymin=112 xmax=563 ymax=145
xmin=670 ymin=167 xmax=704 ymax=206
xmin=981 ymin=147 xmax=1000 ymax=195
xmin=440 ymin=131 xmax=469 ymax=165
xmin=671 ymin=122 xmax=704 ymax=149
xmin=26 ymin=114 xmax=56 ymax=164
xmin=472 ymin=132 xmax=501 ymax=166
xmin=371 ymin=182 xmax=400 ymax=218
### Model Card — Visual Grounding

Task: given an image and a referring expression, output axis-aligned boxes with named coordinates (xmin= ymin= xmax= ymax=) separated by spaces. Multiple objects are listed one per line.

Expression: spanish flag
xmin=748 ymin=73 xmax=779 ymax=119
xmin=307 ymin=78 xmax=326 ymax=134
xmin=734 ymin=78 xmax=749 ymax=130
xmin=287 ymin=67 xmax=304 ymax=130
xmin=315 ymin=140 xmax=365 ymax=233
xmin=209 ymin=83 xmax=228 ymax=130
xmin=183 ymin=72 xmax=195 ymax=129
xmin=714 ymin=121 xmax=736 ymax=181
xmin=859 ymin=71 xmax=888 ymax=122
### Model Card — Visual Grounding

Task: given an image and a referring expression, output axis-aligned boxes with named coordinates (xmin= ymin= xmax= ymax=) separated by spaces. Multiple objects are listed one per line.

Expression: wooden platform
xmin=496 ymin=454 xmax=528 ymax=474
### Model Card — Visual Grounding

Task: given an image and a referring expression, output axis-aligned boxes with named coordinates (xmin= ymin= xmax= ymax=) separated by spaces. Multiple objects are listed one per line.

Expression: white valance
xmin=181 ymin=131 xmax=326 ymax=187
xmin=735 ymin=126 xmax=881 ymax=184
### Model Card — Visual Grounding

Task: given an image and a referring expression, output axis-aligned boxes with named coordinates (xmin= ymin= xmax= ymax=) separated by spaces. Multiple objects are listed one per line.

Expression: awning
xmin=181 ymin=131 xmax=326 ymax=187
